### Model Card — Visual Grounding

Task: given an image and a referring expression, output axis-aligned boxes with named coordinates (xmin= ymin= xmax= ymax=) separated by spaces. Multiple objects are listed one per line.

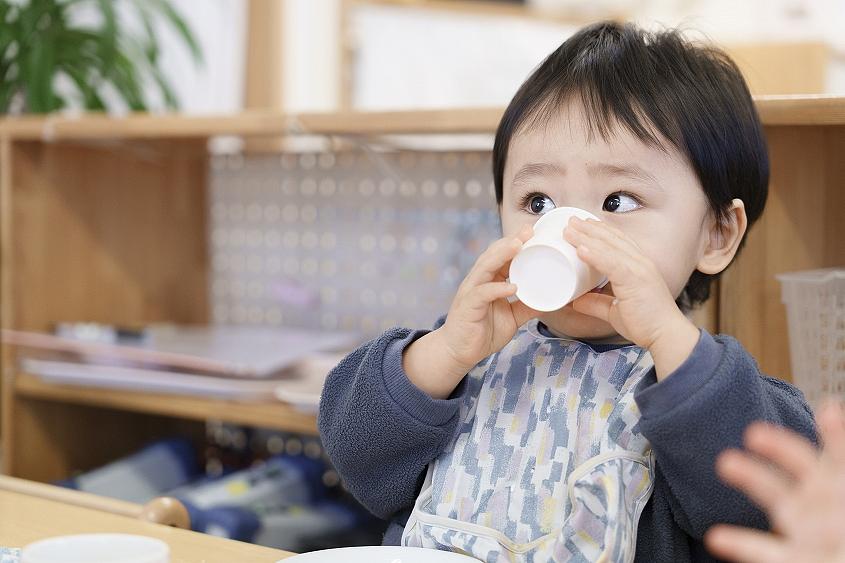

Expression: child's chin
xmin=541 ymin=304 xmax=618 ymax=340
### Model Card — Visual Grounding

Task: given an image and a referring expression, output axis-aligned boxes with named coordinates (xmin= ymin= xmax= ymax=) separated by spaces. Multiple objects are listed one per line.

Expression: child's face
xmin=500 ymin=100 xmax=713 ymax=342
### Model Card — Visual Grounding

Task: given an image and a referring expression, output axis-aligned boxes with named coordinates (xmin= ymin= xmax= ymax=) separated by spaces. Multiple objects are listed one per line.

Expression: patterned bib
xmin=402 ymin=319 xmax=656 ymax=562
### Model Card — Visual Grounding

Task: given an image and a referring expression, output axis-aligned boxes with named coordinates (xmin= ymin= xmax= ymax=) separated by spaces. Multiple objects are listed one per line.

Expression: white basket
xmin=777 ymin=268 xmax=845 ymax=408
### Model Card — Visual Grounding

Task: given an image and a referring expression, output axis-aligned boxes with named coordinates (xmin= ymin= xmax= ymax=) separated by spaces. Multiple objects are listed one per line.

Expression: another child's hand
xmin=705 ymin=400 xmax=845 ymax=563
xmin=439 ymin=224 xmax=541 ymax=371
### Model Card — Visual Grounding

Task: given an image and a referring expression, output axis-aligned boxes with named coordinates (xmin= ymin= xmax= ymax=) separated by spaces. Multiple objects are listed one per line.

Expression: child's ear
xmin=697 ymin=199 xmax=748 ymax=275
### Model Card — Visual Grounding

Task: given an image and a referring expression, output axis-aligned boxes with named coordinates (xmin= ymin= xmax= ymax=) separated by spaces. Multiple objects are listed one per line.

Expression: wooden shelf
xmin=0 ymin=108 xmax=504 ymax=140
xmin=346 ymin=0 xmax=623 ymax=25
xmin=1 ymin=96 xmax=843 ymax=142
xmin=754 ymin=95 xmax=845 ymax=125
xmin=14 ymin=373 xmax=318 ymax=435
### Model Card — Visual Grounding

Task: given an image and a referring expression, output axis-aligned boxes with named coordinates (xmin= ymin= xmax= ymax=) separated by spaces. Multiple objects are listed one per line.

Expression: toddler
xmin=319 ymin=21 xmax=816 ymax=562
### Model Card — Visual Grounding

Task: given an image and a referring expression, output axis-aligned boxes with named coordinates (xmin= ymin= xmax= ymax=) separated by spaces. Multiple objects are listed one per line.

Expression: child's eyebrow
xmin=511 ymin=162 xmax=565 ymax=186
xmin=587 ymin=163 xmax=664 ymax=190
xmin=510 ymin=161 xmax=664 ymax=192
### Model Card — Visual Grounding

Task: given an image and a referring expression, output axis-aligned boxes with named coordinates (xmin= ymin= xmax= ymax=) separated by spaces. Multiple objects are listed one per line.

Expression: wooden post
xmin=0 ymin=135 xmax=13 ymax=438
xmin=244 ymin=0 xmax=286 ymax=151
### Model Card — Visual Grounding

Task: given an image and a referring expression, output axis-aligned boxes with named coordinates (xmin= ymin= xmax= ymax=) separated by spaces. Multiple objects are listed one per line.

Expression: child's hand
xmin=705 ymin=400 xmax=845 ymax=563
xmin=564 ymin=217 xmax=699 ymax=378
xmin=403 ymin=224 xmax=540 ymax=399
xmin=438 ymin=224 xmax=542 ymax=371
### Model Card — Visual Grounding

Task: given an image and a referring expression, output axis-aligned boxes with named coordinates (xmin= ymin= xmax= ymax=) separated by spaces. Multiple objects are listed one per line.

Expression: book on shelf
xmin=3 ymin=324 xmax=359 ymax=405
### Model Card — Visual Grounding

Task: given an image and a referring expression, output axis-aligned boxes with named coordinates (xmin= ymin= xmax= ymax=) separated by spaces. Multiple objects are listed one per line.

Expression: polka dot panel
xmin=209 ymin=151 xmax=500 ymax=338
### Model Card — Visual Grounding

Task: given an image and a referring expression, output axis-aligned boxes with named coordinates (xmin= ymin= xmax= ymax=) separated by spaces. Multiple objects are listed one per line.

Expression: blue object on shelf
xmin=180 ymin=502 xmax=262 ymax=542
xmin=56 ymin=437 xmax=199 ymax=504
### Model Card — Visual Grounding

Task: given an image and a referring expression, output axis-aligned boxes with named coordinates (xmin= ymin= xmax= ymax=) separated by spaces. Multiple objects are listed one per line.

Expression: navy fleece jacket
xmin=318 ymin=315 xmax=816 ymax=562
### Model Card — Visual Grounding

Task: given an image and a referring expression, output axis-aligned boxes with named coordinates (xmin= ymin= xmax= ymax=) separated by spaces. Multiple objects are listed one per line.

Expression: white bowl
xmin=21 ymin=534 xmax=169 ymax=563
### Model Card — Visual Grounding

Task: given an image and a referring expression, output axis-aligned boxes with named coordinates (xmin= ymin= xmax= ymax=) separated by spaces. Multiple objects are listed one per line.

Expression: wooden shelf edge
xmin=1 ymin=96 xmax=842 ymax=142
xmin=0 ymin=108 xmax=504 ymax=141
xmin=13 ymin=373 xmax=318 ymax=435
xmin=755 ymin=95 xmax=845 ymax=125
xmin=0 ymin=475 xmax=141 ymax=518
xmin=349 ymin=0 xmax=627 ymax=25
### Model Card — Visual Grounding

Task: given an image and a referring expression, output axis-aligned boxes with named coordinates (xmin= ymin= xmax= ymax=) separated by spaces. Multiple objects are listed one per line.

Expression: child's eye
xmin=603 ymin=192 xmax=642 ymax=213
xmin=520 ymin=192 xmax=556 ymax=215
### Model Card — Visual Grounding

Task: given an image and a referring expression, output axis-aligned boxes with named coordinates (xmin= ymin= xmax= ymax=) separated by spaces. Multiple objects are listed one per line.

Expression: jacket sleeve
xmin=317 ymin=314 xmax=467 ymax=520
xmin=634 ymin=329 xmax=817 ymax=539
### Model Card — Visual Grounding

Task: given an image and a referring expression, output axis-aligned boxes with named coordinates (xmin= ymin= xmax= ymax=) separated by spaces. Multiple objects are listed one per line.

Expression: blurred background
xmin=1 ymin=0 xmax=843 ymax=558
xmin=2 ymin=0 xmax=843 ymax=117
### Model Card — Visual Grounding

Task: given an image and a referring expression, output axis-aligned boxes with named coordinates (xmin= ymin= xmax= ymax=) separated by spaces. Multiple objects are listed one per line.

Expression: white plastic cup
xmin=21 ymin=534 xmax=169 ymax=563
xmin=508 ymin=207 xmax=607 ymax=312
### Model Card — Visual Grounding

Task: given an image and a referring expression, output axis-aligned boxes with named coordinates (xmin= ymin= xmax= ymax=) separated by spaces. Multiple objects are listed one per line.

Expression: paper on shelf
xmin=273 ymin=353 xmax=347 ymax=413
xmin=22 ymin=358 xmax=288 ymax=401
xmin=3 ymin=325 xmax=361 ymax=379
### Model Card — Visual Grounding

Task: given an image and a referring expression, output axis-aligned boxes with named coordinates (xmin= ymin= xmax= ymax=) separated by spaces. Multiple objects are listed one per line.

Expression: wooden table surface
xmin=0 ymin=489 xmax=295 ymax=562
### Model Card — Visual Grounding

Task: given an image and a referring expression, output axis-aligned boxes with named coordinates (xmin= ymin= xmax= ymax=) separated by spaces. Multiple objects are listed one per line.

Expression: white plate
xmin=279 ymin=546 xmax=479 ymax=562
xmin=21 ymin=534 xmax=168 ymax=563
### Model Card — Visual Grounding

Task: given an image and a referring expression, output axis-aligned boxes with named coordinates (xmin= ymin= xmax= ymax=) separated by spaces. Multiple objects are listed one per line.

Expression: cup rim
xmin=533 ymin=206 xmax=601 ymax=233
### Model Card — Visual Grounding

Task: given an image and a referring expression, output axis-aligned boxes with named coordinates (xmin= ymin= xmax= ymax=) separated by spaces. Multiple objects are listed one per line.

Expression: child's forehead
xmin=515 ymin=100 xmax=667 ymax=154
xmin=504 ymin=113 xmax=697 ymax=194
xmin=505 ymin=102 xmax=689 ymax=184
xmin=507 ymin=128 xmax=678 ymax=174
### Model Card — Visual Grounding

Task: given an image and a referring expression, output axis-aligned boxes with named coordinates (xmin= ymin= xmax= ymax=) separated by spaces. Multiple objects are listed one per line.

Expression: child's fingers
xmin=743 ymin=422 xmax=819 ymax=480
xmin=496 ymin=226 xmax=533 ymax=281
xmin=459 ymin=237 xmax=522 ymax=291
xmin=569 ymin=229 xmax=647 ymax=285
xmin=705 ymin=524 xmax=788 ymax=563
xmin=817 ymin=399 xmax=845 ymax=465
xmin=570 ymin=291 xmax=615 ymax=323
xmin=566 ymin=218 xmax=644 ymax=262
xmin=715 ymin=449 xmax=791 ymax=514
xmin=463 ymin=281 xmax=518 ymax=316
xmin=518 ymin=223 xmax=534 ymax=241
xmin=461 ymin=226 xmax=531 ymax=290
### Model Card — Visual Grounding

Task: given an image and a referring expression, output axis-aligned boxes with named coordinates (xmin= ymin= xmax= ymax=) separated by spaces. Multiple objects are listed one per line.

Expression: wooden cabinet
xmin=1 ymin=98 xmax=843 ymax=482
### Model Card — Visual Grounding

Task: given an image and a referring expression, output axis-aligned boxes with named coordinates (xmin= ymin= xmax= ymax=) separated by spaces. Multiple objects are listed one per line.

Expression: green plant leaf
xmin=144 ymin=0 xmax=203 ymax=65
xmin=2 ymin=0 xmax=202 ymax=114
xmin=94 ymin=0 xmax=118 ymax=69
xmin=0 ymin=32 xmax=16 ymax=99
xmin=60 ymin=64 xmax=106 ymax=110
xmin=109 ymin=49 xmax=146 ymax=111
xmin=0 ymin=6 xmax=15 ymax=56
xmin=18 ymin=0 xmax=39 ymax=37
xmin=132 ymin=2 xmax=160 ymax=65
xmin=23 ymin=30 xmax=58 ymax=112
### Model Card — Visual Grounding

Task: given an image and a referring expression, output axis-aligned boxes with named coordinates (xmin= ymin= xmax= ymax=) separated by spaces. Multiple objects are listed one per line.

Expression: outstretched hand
xmin=706 ymin=400 xmax=845 ymax=563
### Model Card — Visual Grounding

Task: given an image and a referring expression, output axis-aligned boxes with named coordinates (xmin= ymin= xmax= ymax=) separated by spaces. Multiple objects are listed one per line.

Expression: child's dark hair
xmin=492 ymin=21 xmax=769 ymax=311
